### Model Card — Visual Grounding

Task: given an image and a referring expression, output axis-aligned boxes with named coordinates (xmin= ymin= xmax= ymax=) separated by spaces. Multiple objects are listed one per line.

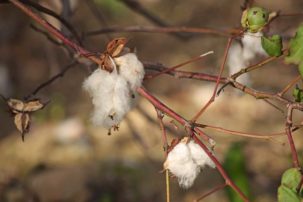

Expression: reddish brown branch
xmin=285 ymin=105 xmax=301 ymax=168
xmin=137 ymin=87 xmax=248 ymax=201
xmin=192 ymin=134 xmax=249 ymax=201
xmin=191 ymin=38 xmax=233 ymax=122
xmin=85 ymin=25 xmax=232 ymax=38
xmin=19 ymin=0 xmax=81 ymax=44
xmin=155 ymin=108 xmax=169 ymax=154
xmin=194 ymin=183 xmax=227 ymax=202
xmin=9 ymin=0 xmax=105 ymax=67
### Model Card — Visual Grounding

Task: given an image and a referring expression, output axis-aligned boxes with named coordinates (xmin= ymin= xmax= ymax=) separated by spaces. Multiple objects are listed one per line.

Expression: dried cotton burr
xmin=164 ymin=137 xmax=215 ymax=189
xmin=83 ymin=43 xmax=145 ymax=131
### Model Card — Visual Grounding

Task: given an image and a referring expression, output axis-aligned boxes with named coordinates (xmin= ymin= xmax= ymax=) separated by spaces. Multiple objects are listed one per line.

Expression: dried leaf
xmin=106 ymin=37 xmax=127 ymax=57
xmin=23 ymin=99 xmax=44 ymax=112
xmin=7 ymin=98 xmax=46 ymax=113
xmin=7 ymin=98 xmax=25 ymax=111
xmin=100 ymin=54 xmax=116 ymax=71
xmin=14 ymin=113 xmax=30 ymax=141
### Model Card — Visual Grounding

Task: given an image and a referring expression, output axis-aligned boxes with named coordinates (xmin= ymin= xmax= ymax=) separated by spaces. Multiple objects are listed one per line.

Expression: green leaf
xmin=292 ymin=85 xmax=303 ymax=102
xmin=278 ymin=168 xmax=303 ymax=202
xmin=278 ymin=186 xmax=301 ymax=202
xmin=281 ymin=168 xmax=301 ymax=191
xmin=261 ymin=35 xmax=283 ymax=56
xmin=299 ymin=62 xmax=303 ymax=78
xmin=285 ymin=25 xmax=303 ymax=77
xmin=223 ymin=142 xmax=251 ymax=202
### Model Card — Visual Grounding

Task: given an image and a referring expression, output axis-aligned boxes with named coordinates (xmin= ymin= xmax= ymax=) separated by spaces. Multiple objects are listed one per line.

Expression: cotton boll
xmin=100 ymin=75 xmax=131 ymax=128
xmin=164 ymin=138 xmax=200 ymax=189
xmin=227 ymin=43 xmax=251 ymax=86
xmin=83 ymin=68 xmax=131 ymax=129
xmin=176 ymin=161 xmax=200 ymax=189
xmin=187 ymin=140 xmax=216 ymax=169
xmin=242 ymin=32 xmax=267 ymax=61
xmin=114 ymin=53 xmax=145 ymax=91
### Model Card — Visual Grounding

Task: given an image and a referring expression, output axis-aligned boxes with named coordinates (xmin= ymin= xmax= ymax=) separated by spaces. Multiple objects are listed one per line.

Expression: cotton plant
xmin=83 ymin=38 xmax=145 ymax=131
xmin=163 ymin=137 xmax=216 ymax=189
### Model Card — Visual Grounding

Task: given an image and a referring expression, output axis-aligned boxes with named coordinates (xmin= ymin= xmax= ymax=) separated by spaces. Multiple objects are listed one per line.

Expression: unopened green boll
xmin=241 ymin=7 xmax=269 ymax=33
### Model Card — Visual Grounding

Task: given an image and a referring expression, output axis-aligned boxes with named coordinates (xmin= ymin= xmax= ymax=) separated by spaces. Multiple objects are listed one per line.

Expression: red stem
xmin=137 ymin=87 xmax=248 ymax=201
xmin=285 ymin=105 xmax=301 ymax=168
xmin=191 ymin=37 xmax=233 ymax=122
xmin=192 ymin=135 xmax=249 ymax=202
xmin=194 ymin=183 xmax=227 ymax=202
xmin=9 ymin=0 xmax=104 ymax=67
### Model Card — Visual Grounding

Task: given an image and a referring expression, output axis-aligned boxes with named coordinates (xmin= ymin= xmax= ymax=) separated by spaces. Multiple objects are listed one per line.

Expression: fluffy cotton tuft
xmin=227 ymin=31 xmax=267 ymax=86
xmin=83 ymin=68 xmax=131 ymax=129
xmin=164 ymin=137 xmax=215 ymax=189
xmin=187 ymin=140 xmax=216 ymax=169
xmin=114 ymin=53 xmax=145 ymax=91
xmin=83 ymin=52 xmax=145 ymax=129
xmin=242 ymin=32 xmax=267 ymax=61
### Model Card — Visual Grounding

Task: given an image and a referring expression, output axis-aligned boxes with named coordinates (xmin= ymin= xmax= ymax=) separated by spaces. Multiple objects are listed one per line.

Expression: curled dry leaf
xmin=7 ymin=98 xmax=45 ymax=112
xmin=6 ymin=98 xmax=47 ymax=141
xmin=14 ymin=113 xmax=30 ymax=141
xmin=99 ymin=37 xmax=128 ymax=72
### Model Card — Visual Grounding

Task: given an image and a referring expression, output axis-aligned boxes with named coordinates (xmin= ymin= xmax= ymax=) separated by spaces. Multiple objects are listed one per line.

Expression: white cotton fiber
xmin=242 ymin=32 xmax=267 ymax=61
xmin=164 ymin=139 xmax=200 ymax=189
xmin=83 ymin=68 xmax=131 ymax=129
xmin=114 ymin=53 xmax=145 ymax=91
xmin=188 ymin=140 xmax=216 ymax=169
xmin=83 ymin=52 xmax=144 ymax=130
xmin=164 ymin=137 xmax=215 ymax=189
xmin=227 ymin=31 xmax=267 ymax=86
xmin=227 ymin=43 xmax=251 ymax=85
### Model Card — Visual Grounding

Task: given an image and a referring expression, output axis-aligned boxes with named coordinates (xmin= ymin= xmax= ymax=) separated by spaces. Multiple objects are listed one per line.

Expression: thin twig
xmin=145 ymin=51 xmax=213 ymax=80
xmin=84 ymin=0 xmax=111 ymax=40
xmin=144 ymin=62 xmax=224 ymax=82
xmin=231 ymin=52 xmax=285 ymax=80
xmin=285 ymin=105 xmax=301 ymax=168
xmin=137 ymin=87 xmax=248 ymax=201
xmin=155 ymin=108 xmax=169 ymax=153
xmin=166 ymin=169 xmax=170 ymax=202
xmin=85 ymin=25 xmax=232 ymax=38
xmin=278 ymin=75 xmax=301 ymax=97
xmin=9 ymin=0 xmax=106 ymax=69
xmin=118 ymin=0 xmax=189 ymax=40
xmin=191 ymin=38 xmax=233 ymax=122
xmin=195 ymin=123 xmax=293 ymax=140
xmin=191 ymin=133 xmax=249 ymax=201
xmin=20 ymin=0 xmax=82 ymax=44
xmin=194 ymin=183 xmax=227 ymax=202
xmin=24 ymin=61 xmax=78 ymax=100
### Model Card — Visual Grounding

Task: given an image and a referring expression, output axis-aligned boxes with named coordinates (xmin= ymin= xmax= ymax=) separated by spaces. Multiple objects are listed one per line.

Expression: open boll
xmin=114 ymin=53 xmax=145 ymax=92
xmin=164 ymin=137 xmax=215 ymax=189
xmin=83 ymin=52 xmax=145 ymax=130
xmin=227 ymin=31 xmax=267 ymax=86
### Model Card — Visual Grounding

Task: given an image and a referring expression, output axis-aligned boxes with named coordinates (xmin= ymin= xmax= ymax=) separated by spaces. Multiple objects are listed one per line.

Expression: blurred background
xmin=0 ymin=0 xmax=303 ymax=201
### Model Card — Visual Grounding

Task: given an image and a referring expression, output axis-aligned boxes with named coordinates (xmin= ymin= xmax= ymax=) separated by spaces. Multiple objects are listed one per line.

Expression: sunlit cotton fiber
xmin=164 ymin=137 xmax=215 ymax=189
xmin=83 ymin=68 xmax=131 ymax=129
xmin=227 ymin=31 xmax=267 ymax=86
xmin=114 ymin=53 xmax=145 ymax=91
